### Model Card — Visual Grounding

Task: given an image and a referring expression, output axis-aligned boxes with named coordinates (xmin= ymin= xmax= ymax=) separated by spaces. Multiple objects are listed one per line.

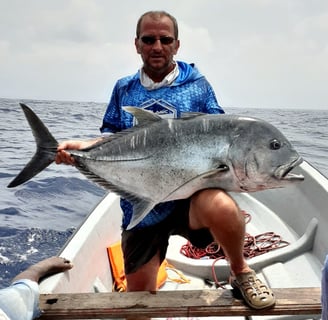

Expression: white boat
xmin=40 ymin=160 xmax=327 ymax=319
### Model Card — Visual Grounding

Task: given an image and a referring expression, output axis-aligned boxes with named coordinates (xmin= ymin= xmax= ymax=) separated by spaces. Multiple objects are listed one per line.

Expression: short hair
xmin=136 ymin=11 xmax=179 ymax=39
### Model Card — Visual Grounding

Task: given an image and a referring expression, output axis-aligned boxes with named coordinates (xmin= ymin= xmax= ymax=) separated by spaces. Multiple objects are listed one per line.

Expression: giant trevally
xmin=8 ymin=103 xmax=304 ymax=229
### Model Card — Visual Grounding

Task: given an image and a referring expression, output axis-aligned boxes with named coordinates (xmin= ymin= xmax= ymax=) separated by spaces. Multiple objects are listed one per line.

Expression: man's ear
xmin=135 ymin=38 xmax=141 ymax=54
xmin=173 ymin=39 xmax=180 ymax=55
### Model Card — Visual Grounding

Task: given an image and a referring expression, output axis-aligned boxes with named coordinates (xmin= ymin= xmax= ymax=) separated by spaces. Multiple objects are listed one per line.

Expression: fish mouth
xmin=275 ymin=157 xmax=304 ymax=181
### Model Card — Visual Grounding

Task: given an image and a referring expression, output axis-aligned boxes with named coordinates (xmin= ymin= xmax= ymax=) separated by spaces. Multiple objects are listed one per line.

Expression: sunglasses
xmin=140 ymin=36 xmax=175 ymax=45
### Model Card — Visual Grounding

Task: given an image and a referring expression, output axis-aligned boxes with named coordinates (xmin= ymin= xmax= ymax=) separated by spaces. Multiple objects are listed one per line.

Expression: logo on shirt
xmin=140 ymin=99 xmax=177 ymax=119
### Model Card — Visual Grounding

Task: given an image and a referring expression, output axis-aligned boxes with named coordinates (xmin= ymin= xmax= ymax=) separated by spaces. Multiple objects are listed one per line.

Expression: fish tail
xmin=7 ymin=103 xmax=58 ymax=188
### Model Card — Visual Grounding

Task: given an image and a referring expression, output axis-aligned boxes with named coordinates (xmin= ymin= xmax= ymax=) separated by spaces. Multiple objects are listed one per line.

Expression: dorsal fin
xmin=123 ymin=106 xmax=162 ymax=125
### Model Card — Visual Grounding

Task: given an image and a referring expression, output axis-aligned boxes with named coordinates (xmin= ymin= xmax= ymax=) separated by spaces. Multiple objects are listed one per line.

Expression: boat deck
xmin=84 ymin=191 xmax=322 ymax=320
xmin=165 ymin=192 xmax=322 ymax=290
xmin=39 ymin=162 xmax=327 ymax=320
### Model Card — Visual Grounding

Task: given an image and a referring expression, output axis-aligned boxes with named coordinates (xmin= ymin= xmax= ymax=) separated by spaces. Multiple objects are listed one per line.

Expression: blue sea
xmin=0 ymin=97 xmax=327 ymax=289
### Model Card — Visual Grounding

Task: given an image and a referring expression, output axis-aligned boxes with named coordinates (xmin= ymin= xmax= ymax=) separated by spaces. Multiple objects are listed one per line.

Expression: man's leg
xmin=189 ymin=189 xmax=275 ymax=309
xmin=189 ymin=189 xmax=250 ymax=275
xmin=125 ymin=250 xmax=160 ymax=320
xmin=122 ymin=224 xmax=166 ymax=320
xmin=125 ymin=252 xmax=160 ymax=291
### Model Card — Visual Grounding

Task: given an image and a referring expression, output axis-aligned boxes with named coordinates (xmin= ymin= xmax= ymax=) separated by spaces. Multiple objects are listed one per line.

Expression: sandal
xmin=230 ymin=270 xmax=275 ymax=309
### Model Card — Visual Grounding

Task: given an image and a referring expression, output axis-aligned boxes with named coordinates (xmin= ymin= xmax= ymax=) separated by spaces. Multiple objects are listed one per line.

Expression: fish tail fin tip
xmin=7 ymin=104 xmax=58 ymax=188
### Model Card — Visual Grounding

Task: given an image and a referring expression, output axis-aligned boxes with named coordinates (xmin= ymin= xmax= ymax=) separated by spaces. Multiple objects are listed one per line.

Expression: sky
xmin=0 ymin=0 xmax=327 ymax=109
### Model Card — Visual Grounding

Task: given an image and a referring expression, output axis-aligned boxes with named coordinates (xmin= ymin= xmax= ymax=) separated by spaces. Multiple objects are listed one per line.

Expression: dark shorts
xmin=121 ymin=199 xmax=214 ymax=274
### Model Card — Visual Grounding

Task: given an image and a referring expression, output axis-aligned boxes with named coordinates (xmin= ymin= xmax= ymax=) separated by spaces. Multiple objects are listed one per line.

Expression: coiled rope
xmin=180 ymin=210 xmax=289 ymax=287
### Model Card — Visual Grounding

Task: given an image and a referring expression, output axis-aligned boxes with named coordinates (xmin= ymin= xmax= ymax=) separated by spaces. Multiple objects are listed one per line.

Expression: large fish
xmin=8 ymin=103 xmax=304 ymax=229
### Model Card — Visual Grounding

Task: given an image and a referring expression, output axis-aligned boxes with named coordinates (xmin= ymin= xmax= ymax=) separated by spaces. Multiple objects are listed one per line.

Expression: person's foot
xmin=12 ymin=256 xmax=73 ymax=283
xmin=230 ymin=270 xmax=275 ymax=309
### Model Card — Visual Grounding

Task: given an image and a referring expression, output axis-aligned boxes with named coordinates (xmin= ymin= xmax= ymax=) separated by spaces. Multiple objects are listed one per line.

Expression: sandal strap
xmin=231 ymin=270 xmax=276 ymax=309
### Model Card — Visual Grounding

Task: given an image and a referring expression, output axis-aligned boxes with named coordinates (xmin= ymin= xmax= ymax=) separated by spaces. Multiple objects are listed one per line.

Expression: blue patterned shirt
xmin=100 ymin=61 xmax=224 ymax=229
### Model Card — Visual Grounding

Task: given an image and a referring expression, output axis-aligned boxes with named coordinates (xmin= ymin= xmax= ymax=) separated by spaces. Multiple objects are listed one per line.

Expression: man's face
xmin=135 ymin=15 xmax=180 ymax=78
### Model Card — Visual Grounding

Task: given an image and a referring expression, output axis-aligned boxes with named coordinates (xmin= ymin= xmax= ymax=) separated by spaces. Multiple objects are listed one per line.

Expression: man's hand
xmin=55 ymin=139 xmax=102 ymax=165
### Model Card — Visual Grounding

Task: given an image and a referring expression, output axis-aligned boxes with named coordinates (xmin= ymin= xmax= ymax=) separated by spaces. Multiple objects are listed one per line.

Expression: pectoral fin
xmin=163 ymin=167 xmax=229 ymax=201
xmin=126 ymin=165 xmax=229 ymax=230
xmin=201 ymin=165 xmax=229 ymax=179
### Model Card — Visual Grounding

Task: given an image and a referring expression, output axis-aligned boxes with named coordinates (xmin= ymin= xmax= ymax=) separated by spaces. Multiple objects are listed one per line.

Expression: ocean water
xmin=0 ymin=97 xmax=327 ymax=289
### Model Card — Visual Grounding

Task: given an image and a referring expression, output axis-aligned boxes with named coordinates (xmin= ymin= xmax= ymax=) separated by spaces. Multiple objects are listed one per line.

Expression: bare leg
xmin=125 ymin=252 xmax=160 ymax=320
xmin=12 ymin=256 xmax=73 ymax=283
xmin=189 ymin=189 xmax=251 ymax=276
xmin=189 ymin=189 xmax=275 ymax=309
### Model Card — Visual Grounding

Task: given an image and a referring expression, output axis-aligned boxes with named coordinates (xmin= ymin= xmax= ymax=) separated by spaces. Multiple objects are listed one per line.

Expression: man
xmin=56 ymin=10 xmax=275 ymax=310
xmin=0 ymin=256 xmax=73 ymax=320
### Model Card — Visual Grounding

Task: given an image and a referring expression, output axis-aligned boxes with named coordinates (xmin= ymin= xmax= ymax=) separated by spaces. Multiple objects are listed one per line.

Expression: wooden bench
xmin=38 ymin=287 xmax=321 ymax=319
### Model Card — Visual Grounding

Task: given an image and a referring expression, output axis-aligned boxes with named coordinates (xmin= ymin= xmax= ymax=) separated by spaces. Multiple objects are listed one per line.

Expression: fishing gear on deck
xmin=180 ymin=210 xmax=290 ymax=288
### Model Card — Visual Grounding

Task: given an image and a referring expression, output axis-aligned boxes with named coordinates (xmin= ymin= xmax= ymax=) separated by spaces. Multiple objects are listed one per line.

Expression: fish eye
xmin=270 ymin=139 xmax=281 ymax=150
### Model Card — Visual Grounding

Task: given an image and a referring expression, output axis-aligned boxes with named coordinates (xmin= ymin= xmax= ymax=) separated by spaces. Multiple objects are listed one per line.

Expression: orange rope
xmin=180 ymin=210 xmax=289 ymax=288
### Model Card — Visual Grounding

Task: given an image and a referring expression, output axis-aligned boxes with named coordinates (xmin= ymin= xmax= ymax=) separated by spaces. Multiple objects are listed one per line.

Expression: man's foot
xmin=12 ymin=256 xmax=73 ymax=283
xmin=230 ymin=270 xmax=275 ymax=309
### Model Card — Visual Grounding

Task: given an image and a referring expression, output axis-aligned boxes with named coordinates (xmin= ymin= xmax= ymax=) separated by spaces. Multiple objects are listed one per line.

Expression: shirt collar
xmin=140 ymin=62 xmax=179 ymax=90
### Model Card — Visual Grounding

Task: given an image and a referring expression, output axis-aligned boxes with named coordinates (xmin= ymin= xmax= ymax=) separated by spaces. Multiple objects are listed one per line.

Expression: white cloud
xmin=0 ymin=0 xmax=327 ymax=108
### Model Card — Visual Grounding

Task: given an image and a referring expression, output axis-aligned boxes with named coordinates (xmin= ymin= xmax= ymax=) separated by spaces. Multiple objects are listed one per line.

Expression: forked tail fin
xmin=7 ymin=103 xmax=58 ymax=188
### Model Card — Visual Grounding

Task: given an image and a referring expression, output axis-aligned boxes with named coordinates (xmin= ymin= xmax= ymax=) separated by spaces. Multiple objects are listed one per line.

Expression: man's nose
xmin=152 ymin=39 xmax=163 ymax=49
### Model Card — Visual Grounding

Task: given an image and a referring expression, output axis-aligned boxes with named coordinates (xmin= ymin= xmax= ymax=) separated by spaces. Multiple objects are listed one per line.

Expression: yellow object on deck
xmin=107 ymin=241 xmax=168 ymax=291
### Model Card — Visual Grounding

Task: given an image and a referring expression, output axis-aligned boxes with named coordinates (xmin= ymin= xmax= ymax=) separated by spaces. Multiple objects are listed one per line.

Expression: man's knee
xmin=192 ymin=189 xmax=237 ymax=212
xmin=190 ymin=189 xmax=239 ymax=228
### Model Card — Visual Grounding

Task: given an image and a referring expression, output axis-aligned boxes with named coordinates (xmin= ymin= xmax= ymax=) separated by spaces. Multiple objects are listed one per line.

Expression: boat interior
xmin=40 ymin=162 xmax=327 ymax=319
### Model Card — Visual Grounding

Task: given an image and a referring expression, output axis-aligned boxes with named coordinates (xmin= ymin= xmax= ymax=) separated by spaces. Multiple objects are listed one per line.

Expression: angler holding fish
xmin=9 ymin=11 xmax=304 ymax=313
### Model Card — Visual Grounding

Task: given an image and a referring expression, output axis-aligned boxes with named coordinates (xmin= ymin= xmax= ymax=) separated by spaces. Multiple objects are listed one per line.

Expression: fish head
xmin=228 ymin=116 xmax=304 ymax=191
